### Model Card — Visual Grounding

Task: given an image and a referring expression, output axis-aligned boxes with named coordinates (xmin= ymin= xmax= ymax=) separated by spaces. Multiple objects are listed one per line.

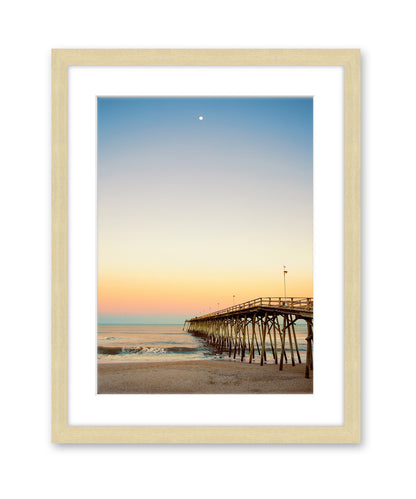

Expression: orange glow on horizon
xmin=98 ymin=271 xmax=313 ymax=316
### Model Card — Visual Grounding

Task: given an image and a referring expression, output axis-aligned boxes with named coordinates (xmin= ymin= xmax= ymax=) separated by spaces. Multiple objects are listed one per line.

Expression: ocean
xmin=97 ymin=322 xmax=309 ymax=364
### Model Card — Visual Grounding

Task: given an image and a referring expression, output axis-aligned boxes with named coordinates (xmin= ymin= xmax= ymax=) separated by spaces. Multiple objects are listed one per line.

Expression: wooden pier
xmin=184 ymin=297 xmax=313 ymax=378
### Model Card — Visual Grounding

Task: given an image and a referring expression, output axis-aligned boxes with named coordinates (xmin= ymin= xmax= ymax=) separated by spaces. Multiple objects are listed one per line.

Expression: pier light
xmin=283 ymin=265 xmax=288 ymax=299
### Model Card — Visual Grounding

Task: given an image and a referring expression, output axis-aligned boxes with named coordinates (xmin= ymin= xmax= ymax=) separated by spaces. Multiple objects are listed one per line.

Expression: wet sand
xmin=97 ymin=360 xmax=313 ymax=394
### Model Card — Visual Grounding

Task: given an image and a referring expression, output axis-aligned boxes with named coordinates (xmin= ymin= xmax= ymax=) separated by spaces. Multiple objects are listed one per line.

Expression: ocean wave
xmin=97 ymin=345 xmax=200 ymax=355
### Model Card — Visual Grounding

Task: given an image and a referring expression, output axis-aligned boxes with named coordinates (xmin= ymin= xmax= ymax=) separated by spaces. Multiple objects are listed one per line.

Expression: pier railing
xmin=193 ymin=297 xmax=313 ymax=320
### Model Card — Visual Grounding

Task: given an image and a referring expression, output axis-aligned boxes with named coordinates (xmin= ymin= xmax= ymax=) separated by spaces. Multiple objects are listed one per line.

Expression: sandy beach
xmin=97 ymin=360 xmax=313 ymax=394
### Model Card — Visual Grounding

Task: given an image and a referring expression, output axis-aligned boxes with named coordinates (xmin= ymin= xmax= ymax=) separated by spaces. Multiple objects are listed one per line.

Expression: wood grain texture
xmin=51 ymin=50 xmax=68 ymax=441
xmin=51 ymin=49 xmax=360 ymax=444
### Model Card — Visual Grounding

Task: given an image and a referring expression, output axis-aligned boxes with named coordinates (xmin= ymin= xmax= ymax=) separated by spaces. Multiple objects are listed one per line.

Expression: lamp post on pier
xmin=283 ymin=265 xmax=288 ymax=299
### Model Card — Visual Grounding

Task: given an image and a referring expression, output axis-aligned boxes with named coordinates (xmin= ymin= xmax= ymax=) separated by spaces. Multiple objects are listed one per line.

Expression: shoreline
xmin=97 ymin=359 xmax=313 ymax=394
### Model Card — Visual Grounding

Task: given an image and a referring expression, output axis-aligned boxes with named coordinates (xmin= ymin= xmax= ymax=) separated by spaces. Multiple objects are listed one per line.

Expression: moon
xmin=198 ymin=116 xmax=204 ymax=121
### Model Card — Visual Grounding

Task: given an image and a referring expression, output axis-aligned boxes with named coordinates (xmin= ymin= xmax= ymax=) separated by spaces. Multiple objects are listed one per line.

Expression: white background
xmin=1 ymin=1 xmax=415 ymax=499
xmin=69 ymin=66 xmax=343 ymax=425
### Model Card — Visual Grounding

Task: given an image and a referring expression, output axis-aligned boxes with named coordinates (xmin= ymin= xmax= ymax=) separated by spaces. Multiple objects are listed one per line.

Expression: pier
xmin=184 ymin=297 xmax=313 ymax=378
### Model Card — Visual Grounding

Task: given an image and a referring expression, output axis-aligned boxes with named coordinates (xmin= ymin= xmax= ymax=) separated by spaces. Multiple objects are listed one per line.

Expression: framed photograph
xmin=52 ymin=49 xmax=360 ymax=443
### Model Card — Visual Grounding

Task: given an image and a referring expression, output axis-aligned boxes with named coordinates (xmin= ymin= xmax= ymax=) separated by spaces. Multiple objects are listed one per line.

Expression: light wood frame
xmin=52 ymin=49 xmax=360 ymax=443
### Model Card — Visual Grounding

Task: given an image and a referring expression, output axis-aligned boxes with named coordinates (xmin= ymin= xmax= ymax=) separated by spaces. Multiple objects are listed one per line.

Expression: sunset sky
xmin=97 ymin=97 xmax=313 ymax=324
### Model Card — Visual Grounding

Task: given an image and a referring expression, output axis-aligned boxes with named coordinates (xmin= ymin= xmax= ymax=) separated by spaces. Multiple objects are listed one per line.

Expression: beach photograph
xmin=97 ymin=96 xmax=313 ymax=394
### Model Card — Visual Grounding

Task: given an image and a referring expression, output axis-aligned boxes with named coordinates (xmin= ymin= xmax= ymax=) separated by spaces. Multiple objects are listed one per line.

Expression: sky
xmin=97 ymin=97 xmax=313 ymax=324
